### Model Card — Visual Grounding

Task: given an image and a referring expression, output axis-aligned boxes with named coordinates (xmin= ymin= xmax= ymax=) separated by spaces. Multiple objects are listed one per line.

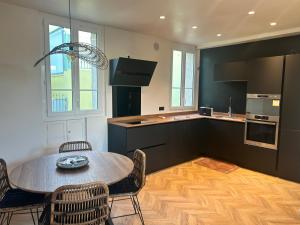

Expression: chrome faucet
xmin=228 ymin=96 xmax=232 ymax=117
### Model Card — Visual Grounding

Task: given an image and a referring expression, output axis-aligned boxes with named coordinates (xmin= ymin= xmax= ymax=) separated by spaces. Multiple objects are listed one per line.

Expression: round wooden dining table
xmin=9 ymin=151 xmax=134 ymax=193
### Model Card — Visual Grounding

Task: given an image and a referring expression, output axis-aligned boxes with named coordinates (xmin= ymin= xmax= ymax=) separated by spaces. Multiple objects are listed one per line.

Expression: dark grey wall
xmin=199 ymin=35 xmax=300 ymax=114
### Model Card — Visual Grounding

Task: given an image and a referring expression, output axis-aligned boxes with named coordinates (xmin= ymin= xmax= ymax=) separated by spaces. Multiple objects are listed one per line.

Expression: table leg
xmin=106 ymin=217 xmax=114 ymax=225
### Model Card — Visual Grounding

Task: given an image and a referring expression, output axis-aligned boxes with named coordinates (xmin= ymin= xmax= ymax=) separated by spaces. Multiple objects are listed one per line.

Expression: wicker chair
xmin=109 ymin=149 xmax=146 ymax=225
xmin=38 ymin=182 xmax=110 ymax=225
xmin=0 ymin=159 xmax=45 ymax=225
xmin=59 ymin=141 xmax=92 ymax=153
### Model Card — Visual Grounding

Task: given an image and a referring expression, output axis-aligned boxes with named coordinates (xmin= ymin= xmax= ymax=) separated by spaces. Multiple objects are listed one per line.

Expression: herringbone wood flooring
xmin=11 ymin=159 xmax=300 ymax=225
xmin=111 ymin=160 xmax=300 ymax=225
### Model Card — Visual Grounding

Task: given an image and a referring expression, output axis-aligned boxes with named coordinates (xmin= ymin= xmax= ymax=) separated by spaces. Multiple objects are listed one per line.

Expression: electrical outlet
xmin=159 ymin=106 xmax=165 ymax=111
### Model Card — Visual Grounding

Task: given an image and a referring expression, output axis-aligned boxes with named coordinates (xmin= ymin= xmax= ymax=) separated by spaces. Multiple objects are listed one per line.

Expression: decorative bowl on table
xmin=56 ymin=155 xmax=89 ymax=169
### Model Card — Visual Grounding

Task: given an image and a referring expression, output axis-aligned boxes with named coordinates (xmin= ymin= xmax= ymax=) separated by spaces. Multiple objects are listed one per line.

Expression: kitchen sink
xmin=173 ymin=114 xmax=200 ymax=120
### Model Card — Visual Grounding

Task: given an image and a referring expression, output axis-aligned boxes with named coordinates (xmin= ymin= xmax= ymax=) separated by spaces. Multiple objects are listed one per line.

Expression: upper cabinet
xmin=214 ymin=61 xmax=247 ymax=81
xmin=246 ymin=56 xmax=284 ymax=94
xmin=214 ymin=56 xmax=284 ymax=94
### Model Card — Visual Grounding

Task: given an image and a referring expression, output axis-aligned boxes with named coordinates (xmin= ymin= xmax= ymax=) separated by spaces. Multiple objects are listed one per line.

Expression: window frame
xmin=170 ymin=49 xmax=196 ymax=110
xmin=43 ymin=16 xmax=105 ymax=118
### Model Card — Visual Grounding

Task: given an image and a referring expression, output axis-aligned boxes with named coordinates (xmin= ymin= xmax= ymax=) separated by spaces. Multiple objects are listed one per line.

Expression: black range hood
xmin=109 ymin=57 xmax=158 ymax=86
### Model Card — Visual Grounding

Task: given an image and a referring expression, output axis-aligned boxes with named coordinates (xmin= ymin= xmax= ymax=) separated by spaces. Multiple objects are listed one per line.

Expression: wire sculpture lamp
xmin=34 ymin=0 xmax=108 ymax=70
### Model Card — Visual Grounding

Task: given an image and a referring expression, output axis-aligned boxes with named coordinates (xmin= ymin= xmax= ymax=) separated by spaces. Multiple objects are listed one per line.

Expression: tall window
xmin=46 ymin=22 xmax=101 ymax=115
xmin=171 ymin=50 xmax=195 ymax=108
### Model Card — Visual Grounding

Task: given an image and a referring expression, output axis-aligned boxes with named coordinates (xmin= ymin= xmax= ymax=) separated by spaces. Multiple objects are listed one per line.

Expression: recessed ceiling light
xmin=248 ymin=11 xmax=255 ymax=15
xmin=192 ymin=26 xmax=198 ymax=29
xmin=270 ymin=22 xmax=277 ymax=26
xmin=160 ymin=16 xmax=166 ymax=20
xmin=217 ymin=33 xmax=222 ymax=37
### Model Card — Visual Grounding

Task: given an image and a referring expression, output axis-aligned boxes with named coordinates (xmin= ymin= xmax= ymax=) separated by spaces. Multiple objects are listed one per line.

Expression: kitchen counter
xmin=108 ymin=111 xmax=277 ymax=176
xmin=108 ymin=111 xmax=245 ymax=128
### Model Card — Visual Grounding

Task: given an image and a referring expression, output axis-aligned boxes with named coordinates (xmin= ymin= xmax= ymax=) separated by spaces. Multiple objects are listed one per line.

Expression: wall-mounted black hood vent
xmin=110 ymin=57 xmax=158 ymax=86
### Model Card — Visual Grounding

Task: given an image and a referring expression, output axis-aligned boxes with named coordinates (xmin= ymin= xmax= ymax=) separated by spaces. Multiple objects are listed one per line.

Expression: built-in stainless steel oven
xmin=244 ymin=94 xmax=281 ymax=150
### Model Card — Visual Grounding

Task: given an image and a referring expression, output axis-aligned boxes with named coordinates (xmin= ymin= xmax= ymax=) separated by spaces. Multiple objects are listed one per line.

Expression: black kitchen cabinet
xmin=108 ymin=123 xmax=169 ymax=174
xmin=214 ymin=56 xmax=284 ymax=90
xmin=166 ymin=121 xmax=188 ymax=166
xmin=278 ymin=130 xmax=300 ymax=182
xmin=214 ymin=61 xmax=247 ymax=81
xmin=127 ymin=124 xmax=169 ymax=174
xmin=109 ymin=118 xmax=278 ymax=176
xmin=278 ymin=54 xmax=300 ymax=182
xmin=108 ymin=124 xmax=127 ymax=155
xmin=127 ymin=124 xmax=167 ymax=151
xmin=280 ymin=54 xmax=300 ymax=131
xmin=127 ymin=144 xmax=169 ymax=174
xmin=187 ymin=119 xmax=208 ymax=156
xmin=246 ymin=56 xmax=284 ymax=94
xmin=206 ymin=120 xmax=244 ymax=164
xmin=108 ymin=119 xmax=206 ymax=174
xmin=204 ymin=119 xmax=277 ymax=175
xmin=239 ymin=145 xmax=277 ymax=176
xmin=166 ymin=120 xmax=206 ymax=166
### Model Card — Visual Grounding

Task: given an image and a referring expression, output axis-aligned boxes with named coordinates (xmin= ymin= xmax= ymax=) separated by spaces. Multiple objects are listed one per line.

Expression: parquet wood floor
xmin=12 ymin=159 xmax=300 ymax=225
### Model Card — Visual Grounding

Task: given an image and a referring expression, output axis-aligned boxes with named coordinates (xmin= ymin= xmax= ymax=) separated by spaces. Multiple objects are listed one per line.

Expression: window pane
xmin=172 ymin=50 xmax=182 ymax=88
xmin=184 ymin=88 xmax=193 ymax=107
xmin=185 ymin=53 xmax=194 ymax=89
xmin=80 ymin=91 xmax=98 ymax=111
xmin=184 ymin=53 xmax=194 ymax=107
xmin=51 ymin=90 xmax=72 ymax=112
xmin=49 ymin=25 xmax=72 ymax=113
xmin=172 ymin=88 xmax=181 ymax=107
xmin=79 ymin=31 xmax=98 ymax=111
xmin=171 ymin=50 xmax=182 ymax=107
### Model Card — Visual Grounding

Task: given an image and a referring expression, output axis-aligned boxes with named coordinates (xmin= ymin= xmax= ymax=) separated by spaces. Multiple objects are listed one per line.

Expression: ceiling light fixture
xmin=34 ymin=0 xmax=108 ymax=69
xmin=160 ymin=16 xmax=166 ymax=20
xmin=192 ymin=26 xmax=198 ymax=29
xmin=217 ymin=33 xmax=222 ymax=37
xmin=248 ymin=11 xmax=255 ymax=15
xmin=270 ymin=22 xmax=277 ymax=26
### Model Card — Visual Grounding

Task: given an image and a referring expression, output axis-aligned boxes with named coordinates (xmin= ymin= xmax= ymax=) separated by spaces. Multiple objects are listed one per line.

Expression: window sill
xmin=170 ymin=106 xmax=197 ymax=111
xmin=43 ymin=111 xmax=106 ymax=122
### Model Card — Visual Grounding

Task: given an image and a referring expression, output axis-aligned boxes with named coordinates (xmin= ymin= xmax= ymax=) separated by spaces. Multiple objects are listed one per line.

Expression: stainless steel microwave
xmin=199 ymin=107 xmax=214 ymax=116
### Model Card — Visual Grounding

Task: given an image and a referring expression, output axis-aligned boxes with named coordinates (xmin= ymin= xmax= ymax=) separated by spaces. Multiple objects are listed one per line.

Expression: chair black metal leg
xmin=0 ymin=213 xmax=6 ymax=225
xmin=109 ymin=197 xmax=114 ymax=216
xmin=109 ymin=195 xmax=145 ymax=224
xmin=130 ymin=196 xmax=138 ymax=214
xmin=133 ymin=195 xmax=145 ymax=225
xmin=30 ymin=209 xmax=36 ymax=225
xmin=36 ymin=208 xmax=39 ymax=225
xmin=105 ymin=216 xmax=114 ymax=225
xmin=6 ymin=212 xmax=13 ymax=225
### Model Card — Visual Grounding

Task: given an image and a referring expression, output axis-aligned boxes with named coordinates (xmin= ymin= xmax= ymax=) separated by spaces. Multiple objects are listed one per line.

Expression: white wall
xmin=0 ymin=3 xmax=45 ymax=169
xmin=0 ymin=2 xmax=197 ymax=170
xmin=104 ymin=27 xmax=197 ymax=116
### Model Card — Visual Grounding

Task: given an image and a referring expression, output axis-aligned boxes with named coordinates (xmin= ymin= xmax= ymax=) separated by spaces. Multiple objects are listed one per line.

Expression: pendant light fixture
xmin=34 ymin=0 xmax=108 ymax=69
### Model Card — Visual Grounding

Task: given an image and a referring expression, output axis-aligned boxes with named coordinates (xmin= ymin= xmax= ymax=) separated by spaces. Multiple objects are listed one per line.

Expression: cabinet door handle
xmin=246 ymin=120 xmax=276 ymax=126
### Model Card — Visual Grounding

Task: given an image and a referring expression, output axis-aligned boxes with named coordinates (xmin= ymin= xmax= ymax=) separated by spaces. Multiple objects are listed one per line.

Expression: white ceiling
xmin=2 ymin=0 xmax=300 ymax=48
